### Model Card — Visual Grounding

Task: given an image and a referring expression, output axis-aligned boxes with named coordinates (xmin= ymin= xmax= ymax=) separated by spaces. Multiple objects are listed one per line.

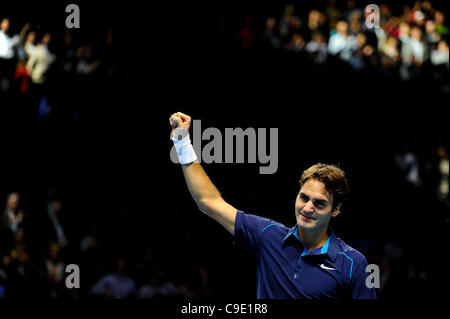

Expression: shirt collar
xmin=283 ymin=225 xmax=338 ymax=261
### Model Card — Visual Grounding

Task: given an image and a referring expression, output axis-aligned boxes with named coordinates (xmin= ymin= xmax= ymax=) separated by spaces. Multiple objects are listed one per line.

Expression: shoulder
xmin=334 ymin=237 xmax=369 ymax=267
xmin=236 ymin=210 xmax=288 ymax=236
xmin=234 ymin=211 xmax=289 ymax=252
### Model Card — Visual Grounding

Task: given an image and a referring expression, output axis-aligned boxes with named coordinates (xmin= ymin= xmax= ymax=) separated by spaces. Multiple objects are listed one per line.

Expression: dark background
xmin=0 ymin=0 xmax=448 ymax=301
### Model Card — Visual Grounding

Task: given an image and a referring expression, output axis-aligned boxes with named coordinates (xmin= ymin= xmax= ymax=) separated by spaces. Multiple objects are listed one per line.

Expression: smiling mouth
xmin=300 ymin=213 xmax=316 ymax=220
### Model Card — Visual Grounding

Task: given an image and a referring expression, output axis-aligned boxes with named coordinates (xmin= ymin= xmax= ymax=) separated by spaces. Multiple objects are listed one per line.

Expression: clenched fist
xmin=169 ymin=112 xmax=192 ymax=140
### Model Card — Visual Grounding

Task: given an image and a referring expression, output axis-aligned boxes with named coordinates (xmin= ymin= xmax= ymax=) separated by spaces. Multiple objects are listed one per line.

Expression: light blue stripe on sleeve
xmin=338 ymin=252 xmax=354 ymax=278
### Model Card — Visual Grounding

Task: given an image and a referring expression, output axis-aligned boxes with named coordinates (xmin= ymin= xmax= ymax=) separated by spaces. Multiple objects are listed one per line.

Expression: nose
xmin=303 ymin=201 xmax=315 ymax=213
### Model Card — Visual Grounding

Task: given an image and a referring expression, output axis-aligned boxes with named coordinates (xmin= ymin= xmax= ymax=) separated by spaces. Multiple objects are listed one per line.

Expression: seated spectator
xmin=279 ymin=4 xmax=301 ymax=41
xmin=238 ymin=17 xmax=256 ymax=50
xmin=431 ymin=40 xmax=449 ymax=66
xmin=17 ymin=23 xmax=36 ymax=61
xmin=382 ymin=36 xmax=400 ymax=63
xmin=343 ymin=0 xmax=362 ymax=24
xmin=90 ymin=257 xmax=136 ymax=299
xmin=26 ymin=33 xmax=55 ymax=85
xmin=328 ymin=21 xmax=354 ymax=60
xmin=424 ymin=20 xmax=441 ymax=47
xmin=400 ymin=26 xmax=425 ymax=80
xmin=306 ymin=10 xmax=327 ymax=41
xmin=138 ymin=266 xmax=187 ymax=299
xmin=41 ymin=200 xmax=69 ymax=249
xmin=0 ymin=18 xmax=20 ymax=92
xmin=261 ymin=17 xmax=280 ymax=51
xmin=306 ymin=32 xmax=328 ymax=65
xmin=409 ymin=26 xmax=426 ymax=64
xmin=326 ymin=0 xmax=341 ymax=31
xmin=44 ymin=243 xmax=66 ymax=299
xmin=385 ymin=17 xmax=400 ymax=38
xmin=434 ymin=10 xmax=448 ymax=36
xmin=0 ymin=193 xmax=30 ymax=242
xmin=286 ymin=33 xmax=305 ymax=53
xmin=2 ymin=226 xmax=47 ymax=298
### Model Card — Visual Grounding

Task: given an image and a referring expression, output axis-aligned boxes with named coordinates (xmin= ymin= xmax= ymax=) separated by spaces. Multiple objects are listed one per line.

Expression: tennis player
xmin=169 ymin=112 xmax=377 ymax=299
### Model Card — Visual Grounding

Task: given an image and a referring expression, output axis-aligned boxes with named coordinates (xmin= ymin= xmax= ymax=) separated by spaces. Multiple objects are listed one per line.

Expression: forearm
xmin=181 ymin=161 xmax=222 ymax=207
xmin=170 ymin=112 xmax=237 ymax=234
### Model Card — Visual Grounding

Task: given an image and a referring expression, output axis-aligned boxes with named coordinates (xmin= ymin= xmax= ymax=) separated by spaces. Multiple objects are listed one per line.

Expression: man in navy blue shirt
xmin=169 ymin=112 xmax=377 ymax=299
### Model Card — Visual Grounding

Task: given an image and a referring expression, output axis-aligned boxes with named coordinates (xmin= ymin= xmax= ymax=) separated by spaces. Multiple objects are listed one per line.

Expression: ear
xmin=331 ymin=204 xmax=341 ymax=217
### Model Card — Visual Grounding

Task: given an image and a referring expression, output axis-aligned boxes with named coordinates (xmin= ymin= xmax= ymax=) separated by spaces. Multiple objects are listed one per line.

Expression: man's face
xmin=295 ymin=179 xmax=340 ymax=231
xmin=0 ymin=19 xmax=10 ymax=33
xmin=7 ymin=194 xmax=19 ymax=212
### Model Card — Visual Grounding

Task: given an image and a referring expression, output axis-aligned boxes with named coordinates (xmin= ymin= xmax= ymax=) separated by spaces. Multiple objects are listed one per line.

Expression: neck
xmin=297 ymin=225 xmax=329 ymax=251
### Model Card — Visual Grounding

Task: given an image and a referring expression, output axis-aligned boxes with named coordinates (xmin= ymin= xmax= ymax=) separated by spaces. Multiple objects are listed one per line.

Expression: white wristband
xmin=171 ymin=135 xmax=198 ymax=165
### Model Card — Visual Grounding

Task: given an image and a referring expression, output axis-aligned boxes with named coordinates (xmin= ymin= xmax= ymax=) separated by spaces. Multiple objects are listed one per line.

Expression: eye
xmin=300 ymin=194 xmax=309 ymax=202
xmin=314 ymin=201 xmax=327 ymax=209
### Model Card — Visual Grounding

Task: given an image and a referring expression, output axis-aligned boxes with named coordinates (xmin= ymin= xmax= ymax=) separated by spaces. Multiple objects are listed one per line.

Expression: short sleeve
xmin=349 ymin=255 xmax=378 ymax=299
xmin=234 ymin=210 xmax=278 ymax=254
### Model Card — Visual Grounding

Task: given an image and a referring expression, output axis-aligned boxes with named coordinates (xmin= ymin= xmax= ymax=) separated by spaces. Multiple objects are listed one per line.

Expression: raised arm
xmin=170 ymin=112 xmax=237 ymax=235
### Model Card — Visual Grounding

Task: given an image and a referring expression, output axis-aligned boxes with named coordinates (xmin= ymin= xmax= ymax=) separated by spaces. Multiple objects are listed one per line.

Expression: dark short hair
xmin=299 ymin=163 xmax=349 ymax=210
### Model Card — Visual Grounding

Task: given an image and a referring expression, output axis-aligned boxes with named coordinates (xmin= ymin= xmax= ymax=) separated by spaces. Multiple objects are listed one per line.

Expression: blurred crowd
xmin=0 ymin=14 xmax=121 ymax=123
xmin=0 ymin=0 xmax=448 ymax=300
xmin=366 ymin=137 xmax=448 ymax=300
xmin=0 ymin=188 xmax=213 ymax=299
xmin=234 ymin=0 xmax=448 ymax=88
xmin=0 ymin=1 xmax=448 ymax=123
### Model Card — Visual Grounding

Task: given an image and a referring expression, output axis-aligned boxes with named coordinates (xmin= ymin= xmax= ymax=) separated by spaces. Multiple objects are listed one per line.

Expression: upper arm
xmin=197 ymin=197 xmax=237 ymax=235
xmin=349 ymin=254 xmax=377 ymax=299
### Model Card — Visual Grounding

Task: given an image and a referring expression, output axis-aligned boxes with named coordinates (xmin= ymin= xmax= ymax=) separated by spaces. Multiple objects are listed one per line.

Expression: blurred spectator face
xmin=75 ymin=45 xmax=86 ymax=59
xmin=399 ymin=22 xmax=410 ymax=37
xmin=403 ymin=5 xmax=411 ymax=16
xmin=380 ymin=4 xmax=392 ymax=18
xmin=350 ymin=18 xmax=361 ymax=33
xmin=291 ymin=34 xmax=305 ymax=48
xmin=425 ymin=20 xmax=435 ymax=33
xmin=437 ymin=40 xmax=449 ymax=52
xmin=312 ymin=32 xmax=325 ymax=44
xmin=42 ymin=33 xmax=51 ymax=45
xmin=386 ymin=36 xmax=398 ymax=51
xmin=438 ymin=146 xmax=448 ymax=159
xmin=434 ymin=11 xmax=445 ymax=25
xmin=289 ymin=18 xmax=301 ymax=32
xmin=413 ymin=11 xmax=425 ymax=26
xmin=356 ymin=33 xmax=367 ymax=48
xmin=350 ymin=11 xmax=362 ymax=22
xmin=284 ymin=4 xmax=295 ymax=18
xmin=52 ymin=200 xmax=62 ymax=215
xmin=266 ymin=17 xmax=276 ymax=30
xmin=7 ymin=193 xmax=20 ymax=212
xmin=26 ymin=31 xmax=36 ymax=44
xmin=422 ymin=0 xmax=432 ymax=11
xmin=362 ymin=45 xmax=374 ymax=56
xmin=308 ymin=10 xmax=321 ymax=27
xmin=336 ymin=21 xmax=348 ymax=35
xmin=410 ymin=27 xmax=422 ymax=41
xmin=0 ymin=18 xmax=10 ymax=33
xmin=346 ymin=0 xmax=355 ymax=10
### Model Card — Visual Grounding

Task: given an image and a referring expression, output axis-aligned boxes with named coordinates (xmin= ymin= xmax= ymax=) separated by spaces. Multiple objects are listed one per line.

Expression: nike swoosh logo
xmin=320 ymin=264 xmax=336 ymax=271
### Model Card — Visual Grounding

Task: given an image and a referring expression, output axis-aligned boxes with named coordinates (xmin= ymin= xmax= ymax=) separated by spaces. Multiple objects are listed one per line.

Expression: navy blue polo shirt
xmin=234 ymin=211 xmax=377 ymax=299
